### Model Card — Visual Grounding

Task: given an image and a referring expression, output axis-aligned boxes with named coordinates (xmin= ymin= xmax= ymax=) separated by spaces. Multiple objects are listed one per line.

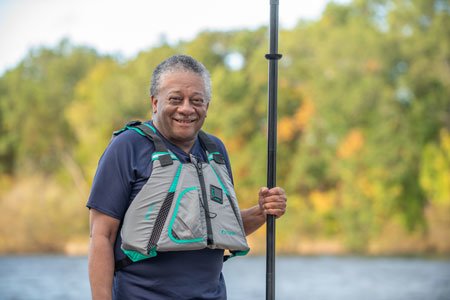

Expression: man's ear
xmin=151 ymin=96 xmax=158 ymax=114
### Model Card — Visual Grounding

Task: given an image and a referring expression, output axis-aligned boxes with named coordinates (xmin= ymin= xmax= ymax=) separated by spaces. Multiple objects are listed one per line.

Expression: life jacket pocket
xmin=157 ymin=186 xmax=207 ymax=250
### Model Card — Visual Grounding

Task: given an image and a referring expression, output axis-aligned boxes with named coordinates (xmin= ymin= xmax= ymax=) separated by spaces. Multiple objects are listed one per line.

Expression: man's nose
xmin=178 ymin=98 xmax=196 ymax=113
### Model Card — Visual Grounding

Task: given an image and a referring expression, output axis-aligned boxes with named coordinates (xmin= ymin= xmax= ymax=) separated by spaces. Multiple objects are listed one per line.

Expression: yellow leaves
xmin=286 ymin=194 xmax=308 ymax=212
xmin=221 ymin=135 xmax=243 ymax=154
xmin=337 ymin=129 xmax=365 ymax=159
xmin=357 ymin=176 xmax=377 ymax=199
xmin=420 ymin=128 xmax=450 ymax=206
xmin=355 ymin=173 xmax=400 ymax=210
xmin=364 ymin=59 xmax=381 ymax=73
xmin=75 ymin=59 xmax=117 ymax=99
xmin=278 ymin=117 xmax=297 ymax=142
xmin=294 ymin=97 xmax=315 ymax=128
xmin=310 ymin=189 xmax=336 ymax=215
xmin=441 ymin=128 xmax=450 ymax=154
xmin=278 ymin=98 xmax=315 ymax=142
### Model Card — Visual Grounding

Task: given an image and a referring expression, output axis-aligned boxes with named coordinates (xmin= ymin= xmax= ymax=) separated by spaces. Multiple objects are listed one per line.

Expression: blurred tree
xmin=66 ymin=44 xmax=178 ymax=180
xmin=0 ymin=39 xmax=101 ymax=175
xmin=0 ymin=0 xmax=449 ymax=254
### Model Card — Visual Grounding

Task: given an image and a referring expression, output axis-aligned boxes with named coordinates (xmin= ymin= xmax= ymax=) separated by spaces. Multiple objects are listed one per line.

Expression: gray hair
xmin=150 ymin=55 xmax=212 ymax=102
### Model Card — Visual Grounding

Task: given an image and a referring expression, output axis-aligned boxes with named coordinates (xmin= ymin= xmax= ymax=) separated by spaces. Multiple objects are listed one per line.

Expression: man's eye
xmin=191 ymin=99 xmax=204 ymax=106
xmin=169 ymin=97 xmax=183 ymax=104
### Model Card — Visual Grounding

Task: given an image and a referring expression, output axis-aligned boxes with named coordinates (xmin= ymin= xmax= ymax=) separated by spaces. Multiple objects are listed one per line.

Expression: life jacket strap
xmin=114 ymin=120 xmax=173 ymax=167
xmin=198 ymin=131 xmax=225 ymax=164
xmin=134 ymin=123 xmax=173 ymax=166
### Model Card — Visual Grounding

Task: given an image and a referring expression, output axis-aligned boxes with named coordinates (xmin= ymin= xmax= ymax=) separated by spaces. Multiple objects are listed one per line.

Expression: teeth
xmin=175 ymin=119 xmax=193 ymax=123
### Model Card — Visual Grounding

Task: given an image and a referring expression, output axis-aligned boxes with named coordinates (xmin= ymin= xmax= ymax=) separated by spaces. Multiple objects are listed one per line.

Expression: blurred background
xmin=0 ymin=0 xmax=449 ymax=299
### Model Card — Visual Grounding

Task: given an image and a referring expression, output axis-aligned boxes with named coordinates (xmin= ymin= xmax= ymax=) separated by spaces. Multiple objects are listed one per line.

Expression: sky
xmin=0 ymin=0 xmax=346 ymax=75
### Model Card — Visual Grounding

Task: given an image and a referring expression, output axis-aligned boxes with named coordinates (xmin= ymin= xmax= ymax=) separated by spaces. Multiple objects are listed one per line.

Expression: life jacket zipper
xmin=191 ymin=154 xmax=214 ymax=246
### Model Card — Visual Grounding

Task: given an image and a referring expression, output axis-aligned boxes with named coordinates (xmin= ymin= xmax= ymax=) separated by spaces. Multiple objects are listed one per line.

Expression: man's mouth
xmin=173 ymin=117 xmax=196 ymax=124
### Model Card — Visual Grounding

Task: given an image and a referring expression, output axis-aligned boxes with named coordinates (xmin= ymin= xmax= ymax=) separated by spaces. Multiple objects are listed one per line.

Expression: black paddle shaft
xmin=265 ymin=0 xmax=282 ymax=300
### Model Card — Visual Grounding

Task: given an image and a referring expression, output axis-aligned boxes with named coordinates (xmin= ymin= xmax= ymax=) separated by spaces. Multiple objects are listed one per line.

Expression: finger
xmin=259 ymin=187 xmax=269 ymax=197
xmin=263 ymin=207 xmax=286 ymax=218
xmin=260 ymin=194 xmax=287 ymax=205
xmin=267 ymin=186 xmax=286 ymax=196
xmin=261 ymin=198 xmax=286 ymax=209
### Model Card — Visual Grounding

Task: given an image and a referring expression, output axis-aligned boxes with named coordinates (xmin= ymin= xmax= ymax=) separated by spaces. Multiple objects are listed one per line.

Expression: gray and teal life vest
xmin=113 ymin=121 xmax=249 ymax=270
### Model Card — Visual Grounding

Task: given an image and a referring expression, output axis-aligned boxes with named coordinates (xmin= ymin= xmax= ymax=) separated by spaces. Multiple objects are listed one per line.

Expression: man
xmin=88 ymin=55 xmax=287 ymax=300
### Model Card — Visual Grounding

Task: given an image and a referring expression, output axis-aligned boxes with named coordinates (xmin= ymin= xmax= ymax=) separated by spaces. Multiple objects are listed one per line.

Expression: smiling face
xmin=151 ymin=70 xmax=209 ymax=153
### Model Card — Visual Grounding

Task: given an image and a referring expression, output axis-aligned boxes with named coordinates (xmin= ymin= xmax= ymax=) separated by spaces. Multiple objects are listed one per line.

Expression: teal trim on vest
xmin=152 ymin=152 xmax=179 ymax=162
xmin=208 ymin=164 xmax=230 ymax=196
xmin=143 ymin=123 xmax=157 ymax=133
xmin=127 ymin=126 xmax=146 ymax=137
xmin=122 ymin=247 xmax=157 ymax=262
xmin=207 ymin=152 xmax=221 ymax=161
xmin=230 ymin=249 xmax=250 ymax=258
xmin=169 ymin=164 xmax=183 ymax=193
xmin=168 ymin=187 xmax=205 ymax=244
xmin=113 ymin=123 xmax=156 ymax=137
xmin=113 ymin=128 xmax=126 ymax=136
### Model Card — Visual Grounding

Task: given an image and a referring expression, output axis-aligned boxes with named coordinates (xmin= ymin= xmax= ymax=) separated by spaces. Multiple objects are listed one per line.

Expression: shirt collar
xmin=146 ymin=120 xmax=207 ymax=163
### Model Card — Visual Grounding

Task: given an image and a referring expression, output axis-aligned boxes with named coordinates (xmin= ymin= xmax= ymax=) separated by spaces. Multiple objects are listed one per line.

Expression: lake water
xmin=0 ymin=255 xmax=449 ymax=300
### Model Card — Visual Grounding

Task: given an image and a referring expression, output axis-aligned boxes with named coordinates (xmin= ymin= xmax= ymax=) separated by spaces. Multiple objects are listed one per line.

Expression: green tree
xmin=0 ymin=39 xmax=101 ymax=174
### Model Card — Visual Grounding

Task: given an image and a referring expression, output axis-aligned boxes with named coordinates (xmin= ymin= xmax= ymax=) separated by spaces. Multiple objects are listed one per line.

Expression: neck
xmin=151 ymin=120 xmax=196 ymax=154
xmin=176 ymin=141 xmax=195 ymax=154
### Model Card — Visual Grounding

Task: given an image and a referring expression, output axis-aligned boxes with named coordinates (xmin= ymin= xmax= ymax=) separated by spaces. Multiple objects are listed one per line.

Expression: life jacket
xmin=113 ymin=121 xmax=250 ymax=271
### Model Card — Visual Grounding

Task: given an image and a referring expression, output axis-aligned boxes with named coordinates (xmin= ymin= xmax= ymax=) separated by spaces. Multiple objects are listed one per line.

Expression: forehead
xmin=159 ymin=71 xmax=205 ymax=93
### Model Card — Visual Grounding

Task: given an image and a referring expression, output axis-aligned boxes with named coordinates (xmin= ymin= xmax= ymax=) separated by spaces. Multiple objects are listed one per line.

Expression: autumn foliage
xmin=0 ymin=0 xmax=449 ymax=255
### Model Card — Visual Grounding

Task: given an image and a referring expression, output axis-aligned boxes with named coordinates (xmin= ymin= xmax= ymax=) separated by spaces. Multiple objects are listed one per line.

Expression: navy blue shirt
xmin=87 ymin=121 xmax=234 ymax=300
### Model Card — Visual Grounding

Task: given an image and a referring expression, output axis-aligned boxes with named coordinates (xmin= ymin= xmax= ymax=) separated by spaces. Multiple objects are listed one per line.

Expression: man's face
xmin=151 ymin=71 xmax=209 ymax=152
